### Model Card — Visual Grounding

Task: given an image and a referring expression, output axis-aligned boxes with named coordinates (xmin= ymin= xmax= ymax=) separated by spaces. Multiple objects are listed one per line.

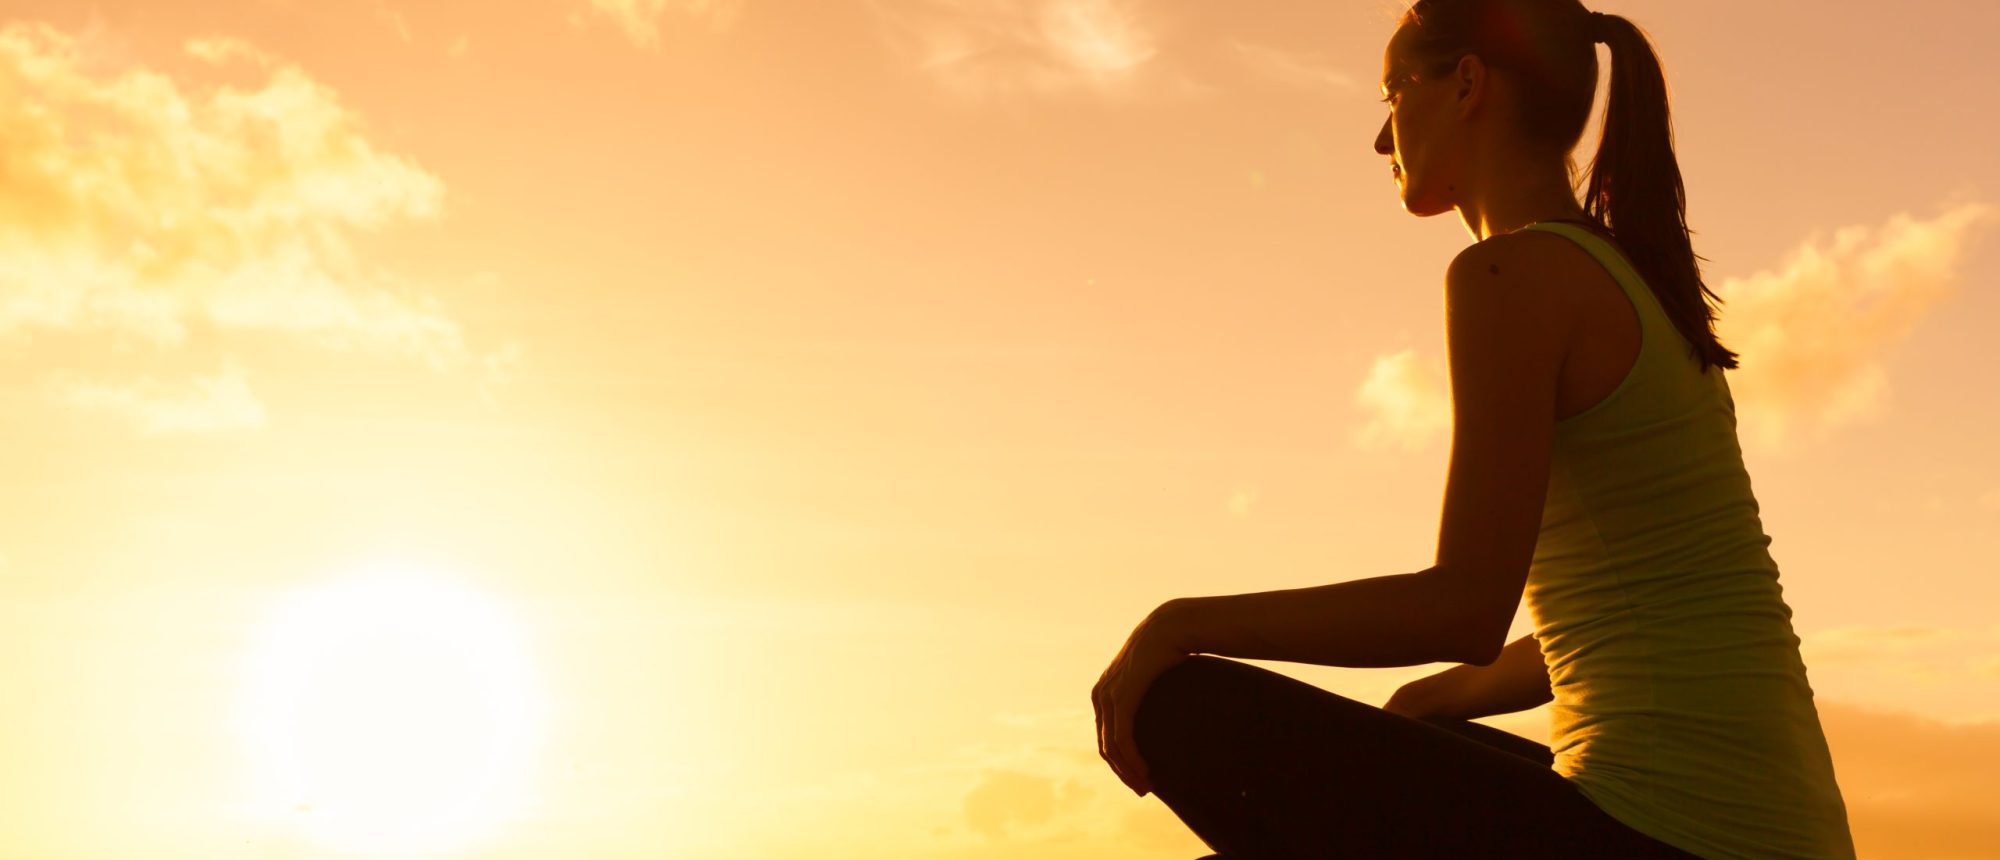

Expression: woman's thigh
xmin=1132 ymin=655 xmax=1699 ymax=859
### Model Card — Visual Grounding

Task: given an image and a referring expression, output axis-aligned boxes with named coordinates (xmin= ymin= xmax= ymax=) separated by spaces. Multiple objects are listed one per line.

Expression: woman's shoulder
xmin=1445 ymin=226 xmax=1599 ymax=300
xmin=1449 ymin=223 xmax=1626 ymax=306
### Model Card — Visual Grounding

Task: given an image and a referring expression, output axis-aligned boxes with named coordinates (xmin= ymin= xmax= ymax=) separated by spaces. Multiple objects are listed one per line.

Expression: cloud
xmin=1801 ymin=624 xmax=1983 ymax=664
xmin=863 ymin=0 xmax=1211 ymax=102
xmin=1347 ymin=203 xmax=1994 ymax=454
xmin=1816 ymin=699 xmax=2000 ymax=860
xmin=1717 ymin=201 xmax=1995 ymax=451
xmin=182 ymin=34 xmax=276 ymax=68
xmin=48 ymin=361 xmax=267 ymax=436
xmin=1350 ymin=347 xmax=1451 ymax=453
xmin=0 ymin=21 xmax=489 ymax=433
xmin=931 ymin=732 xmax=1197 ymax=853
xmin=1224 ymin=38 xmax=1361 ymax=94
xmin=572 ymin=0 xmax=746 ymax=50
xmin=962 ymin=768 xmax=1065 ymax=838
xmin=1225 ymin=486 xmax=1256 ymax=518
xmin=373 ymin=0 xmax=414 ymax=43
xmin=1801 ymin=623 xmax=2000 ymax=686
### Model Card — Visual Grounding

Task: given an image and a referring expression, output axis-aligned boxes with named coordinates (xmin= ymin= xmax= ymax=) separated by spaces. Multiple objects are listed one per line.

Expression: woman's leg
xmin=1132 ymin=655 xmax=1701 ymax=859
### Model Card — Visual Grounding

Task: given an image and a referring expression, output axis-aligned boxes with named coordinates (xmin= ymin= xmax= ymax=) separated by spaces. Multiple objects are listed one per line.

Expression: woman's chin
xmin=1399 ymin=191 xmax=1453 ymax=218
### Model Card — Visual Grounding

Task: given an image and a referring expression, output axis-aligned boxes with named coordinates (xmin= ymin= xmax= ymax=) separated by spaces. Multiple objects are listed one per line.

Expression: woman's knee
xmin=1132 ymin=656 xmax=1247 ymax=762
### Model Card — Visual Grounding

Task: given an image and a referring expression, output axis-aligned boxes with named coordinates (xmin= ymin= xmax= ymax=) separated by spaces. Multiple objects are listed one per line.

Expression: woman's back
xmin=1520 ymin=220 xmax=1856 ymax=860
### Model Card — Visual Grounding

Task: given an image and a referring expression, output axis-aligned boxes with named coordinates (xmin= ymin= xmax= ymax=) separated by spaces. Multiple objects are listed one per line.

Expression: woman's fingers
xmin=1094 ymin=673 xmax=1133 ymax=789
xmin=1092 ymin=676 xmax=1108 ymax=759
xmin=1116 ymin=695 xmax=1151 ymax=795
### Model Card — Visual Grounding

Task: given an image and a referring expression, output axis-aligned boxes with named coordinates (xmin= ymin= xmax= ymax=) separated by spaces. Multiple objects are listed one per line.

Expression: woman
xmin=1089 ymin=2 xmax=1857 ymax=857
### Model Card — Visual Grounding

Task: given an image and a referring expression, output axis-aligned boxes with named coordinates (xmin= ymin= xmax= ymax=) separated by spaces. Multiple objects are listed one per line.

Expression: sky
xmin=2 ymin=0 xmax=1997 ymax=858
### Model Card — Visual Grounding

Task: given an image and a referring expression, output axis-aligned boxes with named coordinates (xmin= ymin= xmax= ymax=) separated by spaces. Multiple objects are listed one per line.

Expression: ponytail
xmin=1586 ymin=13 xmax=1738 ymax=371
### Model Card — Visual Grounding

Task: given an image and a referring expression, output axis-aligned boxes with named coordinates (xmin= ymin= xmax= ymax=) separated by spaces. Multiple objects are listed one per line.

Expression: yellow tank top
xmin=1517 ymin=221 xmax=1856 ymax=859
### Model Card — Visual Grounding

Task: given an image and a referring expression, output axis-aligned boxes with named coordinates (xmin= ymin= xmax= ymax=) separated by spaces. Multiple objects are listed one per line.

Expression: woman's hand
xmin=1093 ymin=599 xmax=1197 ymax=798
xmin=1383 ymin=668 xmax=1468 ymax=721
xmin=1382 ymin=674 xmax=1449 ymax=720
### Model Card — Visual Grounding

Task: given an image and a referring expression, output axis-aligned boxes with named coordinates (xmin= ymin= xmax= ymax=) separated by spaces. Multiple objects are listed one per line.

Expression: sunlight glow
xmin=237 ymin=564 xmax=543 ymax=857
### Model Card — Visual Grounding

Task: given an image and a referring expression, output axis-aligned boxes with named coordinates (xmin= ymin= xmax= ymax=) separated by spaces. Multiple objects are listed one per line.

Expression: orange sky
xmin=2 ymin=1 xmax=1997 ymax=858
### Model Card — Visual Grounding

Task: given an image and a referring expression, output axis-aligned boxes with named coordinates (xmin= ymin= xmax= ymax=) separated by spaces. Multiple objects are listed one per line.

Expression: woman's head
xmin=1373 ymin=0 xmax=1597 ymax=215
xmin=1373 ymin=0 xmax=1741 ymax=372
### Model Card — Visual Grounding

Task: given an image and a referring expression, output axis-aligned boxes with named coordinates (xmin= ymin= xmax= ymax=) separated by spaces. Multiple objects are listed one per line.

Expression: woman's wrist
xmin=1153 ymin=597 xmax=1207 ymax=655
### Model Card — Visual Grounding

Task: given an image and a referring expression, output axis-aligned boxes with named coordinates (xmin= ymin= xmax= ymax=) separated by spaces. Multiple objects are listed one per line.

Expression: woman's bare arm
xmin=1384 ymin=632 xmax=1552 ymax=721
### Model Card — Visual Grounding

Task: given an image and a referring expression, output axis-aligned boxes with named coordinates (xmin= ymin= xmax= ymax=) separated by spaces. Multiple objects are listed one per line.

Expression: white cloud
xmin=864 ymin=0 xmax=1211 ymax=102
xmin=0 ymin=22 xmax=493 ymax=433
xmin=572 ymin=0 xmax=746 ymax=50
xmin=1717 ymin=202 xmax=1995 ymax=451
xmin=1350 ymin=347 xmax=1451 ymax=453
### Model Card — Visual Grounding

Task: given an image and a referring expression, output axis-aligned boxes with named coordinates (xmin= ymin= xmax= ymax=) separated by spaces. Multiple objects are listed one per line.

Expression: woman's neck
xmin=1454 ymin=156 xmax=1589 ymax=241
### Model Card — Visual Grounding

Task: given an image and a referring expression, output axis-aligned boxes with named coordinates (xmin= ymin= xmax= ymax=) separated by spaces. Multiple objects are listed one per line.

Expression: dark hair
xmin=1398 ymin=0 xmax=1739 ymax=372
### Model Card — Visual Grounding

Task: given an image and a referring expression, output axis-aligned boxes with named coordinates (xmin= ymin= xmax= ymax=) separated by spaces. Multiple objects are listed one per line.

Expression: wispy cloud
xmin=1718 ymin=201 xmax=1994 ymax=451
xmin=1802 ymin=623 xmax=2000 ymax=686
xmin=864 ymin=0 xmax=1210 ymax=102
xmin=571 ymin=0 xmax=746 ymax=50
xmin=48 ymin=362 xmax=267 ymax=436
xmin=0 ymin=22 xmax=495 ymax=433
xmin=1225 ymin=38 xmax=1361 ymax=95
xmin=182 ymin=34 xmax=276 ymax=67
xmin=373 ymin=0 xmax=415 ymax=43
xmin=1347 ymin=202 xmax=1994 ymax=454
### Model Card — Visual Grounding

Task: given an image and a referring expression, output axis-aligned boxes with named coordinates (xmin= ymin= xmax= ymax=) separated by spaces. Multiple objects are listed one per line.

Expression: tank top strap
xmin=1517 ymin=220 xmax=1691 ymax=427
xmin=1516 ymin=220 xmax=1665 ymax=326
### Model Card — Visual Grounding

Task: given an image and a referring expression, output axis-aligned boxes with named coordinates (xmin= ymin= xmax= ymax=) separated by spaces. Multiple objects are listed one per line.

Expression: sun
xmin=237 ymin=565 xmax=544 ymax=857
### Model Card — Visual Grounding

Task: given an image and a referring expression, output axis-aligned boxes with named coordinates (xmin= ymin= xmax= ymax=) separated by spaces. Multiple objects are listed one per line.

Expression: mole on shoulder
xmin=1488 ymin=264 xmax=1501 ymax=275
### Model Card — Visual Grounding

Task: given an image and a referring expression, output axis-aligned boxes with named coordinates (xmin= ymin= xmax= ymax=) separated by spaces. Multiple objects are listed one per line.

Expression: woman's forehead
xmin=1380 ymin=26 xmax=1417 ymax=88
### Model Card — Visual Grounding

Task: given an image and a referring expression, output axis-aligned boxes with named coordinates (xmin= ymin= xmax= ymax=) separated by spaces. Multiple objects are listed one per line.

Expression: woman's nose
xmin=1373 ymin=115 xmax=1393 ymax=156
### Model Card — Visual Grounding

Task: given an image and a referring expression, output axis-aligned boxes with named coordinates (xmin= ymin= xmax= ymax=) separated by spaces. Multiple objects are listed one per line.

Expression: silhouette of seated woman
xmin=1090 ymin=1 xmax=1857 ymax=857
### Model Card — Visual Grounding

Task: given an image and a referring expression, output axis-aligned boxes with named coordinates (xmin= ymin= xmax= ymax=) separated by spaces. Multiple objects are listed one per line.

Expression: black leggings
xmin=1133 ymin=655 xmax=1705 ymax=859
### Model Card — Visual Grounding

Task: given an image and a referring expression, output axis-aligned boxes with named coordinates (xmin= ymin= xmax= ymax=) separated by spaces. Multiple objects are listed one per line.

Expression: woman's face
xmin=1373 ymin=27 xmax=1463 ymax=217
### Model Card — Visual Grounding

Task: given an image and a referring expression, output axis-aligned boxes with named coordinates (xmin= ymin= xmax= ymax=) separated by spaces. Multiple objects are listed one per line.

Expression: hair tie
xmin=1589 ymin=10 xmax=1610 ymax=44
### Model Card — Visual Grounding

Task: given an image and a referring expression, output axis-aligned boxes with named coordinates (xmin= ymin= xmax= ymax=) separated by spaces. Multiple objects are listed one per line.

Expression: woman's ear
xmin=1452 ymin=53 xmax=1489 ymax=118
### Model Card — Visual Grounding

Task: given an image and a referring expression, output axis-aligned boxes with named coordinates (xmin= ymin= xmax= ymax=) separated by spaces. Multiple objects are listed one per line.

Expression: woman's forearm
xmin=1164 ymin=568 xmax=1481 ymax=669
xmin=1413 ymin=633 xmax=1552 ymax=719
